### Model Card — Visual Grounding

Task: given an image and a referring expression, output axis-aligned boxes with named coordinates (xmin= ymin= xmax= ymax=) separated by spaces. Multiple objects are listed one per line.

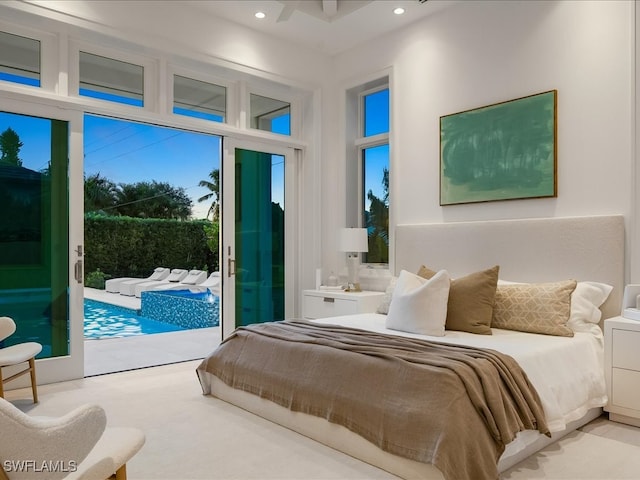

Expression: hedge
xmin=84 ymin=215 xmax=218 ymax=283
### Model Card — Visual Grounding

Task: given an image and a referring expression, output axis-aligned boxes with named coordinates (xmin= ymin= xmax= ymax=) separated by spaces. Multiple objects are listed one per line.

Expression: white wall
xmin=3 ymin=0 xmax=637 ymax=290
xmin=9 ymin=0 xmax=331 ymax=87
xmin=323 ymin=0 xmax=635 ymax=282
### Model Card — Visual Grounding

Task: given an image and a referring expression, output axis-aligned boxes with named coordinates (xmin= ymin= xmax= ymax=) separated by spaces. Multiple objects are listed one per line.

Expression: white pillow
xmin=376 ymin=276 xmax=397 ymax=314
xmin=567 ymin=281 xmax=613 ymax=338
xmin=385 ymin=269 xmax=450 ymax=337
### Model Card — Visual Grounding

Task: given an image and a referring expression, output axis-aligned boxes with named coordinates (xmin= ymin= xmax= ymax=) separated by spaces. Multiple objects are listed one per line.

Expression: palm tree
xmin=366 ymin=167 xmax=389 ymax=264
xmin=197 ymin=168 xmax=220 ymax=221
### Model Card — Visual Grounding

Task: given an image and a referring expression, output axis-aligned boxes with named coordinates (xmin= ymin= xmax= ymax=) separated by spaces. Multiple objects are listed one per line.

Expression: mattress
xmin=313 ymin=313 xmax=607 ymax=434
xmin=199 ymin=313 xmax=607 ymax=478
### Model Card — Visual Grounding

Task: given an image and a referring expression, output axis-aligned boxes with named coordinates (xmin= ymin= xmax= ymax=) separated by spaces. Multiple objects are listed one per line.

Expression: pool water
xmin=84 ymin=299 xmax=186 ymax=339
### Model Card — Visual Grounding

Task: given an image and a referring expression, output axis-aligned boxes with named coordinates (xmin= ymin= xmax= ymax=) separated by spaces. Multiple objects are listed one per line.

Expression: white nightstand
xmin=604 ymin=316 xmax=640 ymax=427
xmin=302 ymin=289 xmax=385 ymax=320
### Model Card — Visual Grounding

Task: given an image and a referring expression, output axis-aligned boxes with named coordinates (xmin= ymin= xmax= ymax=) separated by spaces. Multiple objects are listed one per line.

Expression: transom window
xmin=173 ymin=74 xmax=226 ymax=122
xmin=0 ymin=30 xmax=40 ymax=87
xmin=79 ymin=51 xmax=144 ymax=107
xmin=249 ymin=93 xmax=291 ymax=135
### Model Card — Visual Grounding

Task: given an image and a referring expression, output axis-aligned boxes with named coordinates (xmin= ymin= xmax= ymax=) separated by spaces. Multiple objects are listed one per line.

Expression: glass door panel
xmin=0 ymin=111 xmax=69 ymax=358
xmin=234 ymin=149 xmax=284 ymax=326
xmin=222 ymin=140 xmax=293 ymax=339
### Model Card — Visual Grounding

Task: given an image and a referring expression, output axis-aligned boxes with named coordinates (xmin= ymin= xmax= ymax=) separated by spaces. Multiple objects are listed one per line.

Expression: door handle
xmin=74 ymin=260 xmax=83 ymax=284
xmin=228 ymin=258 xmax=236 ymax=277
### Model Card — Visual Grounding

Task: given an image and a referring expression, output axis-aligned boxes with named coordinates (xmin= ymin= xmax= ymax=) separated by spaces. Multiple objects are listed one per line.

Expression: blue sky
xmin=0 ymin=112 xmax=221 ymax=219
xmin=84 ymin=115 xmax=220 ymax=219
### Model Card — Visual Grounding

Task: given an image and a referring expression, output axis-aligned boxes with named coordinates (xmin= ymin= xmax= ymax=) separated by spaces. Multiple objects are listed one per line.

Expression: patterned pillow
xmin=417 ymin=265 xmax=499 ymax=335
xmin=492 ymin=280 xmax=577 ymax=336
xmin=376 ymin=276 xmax=398 ymax=314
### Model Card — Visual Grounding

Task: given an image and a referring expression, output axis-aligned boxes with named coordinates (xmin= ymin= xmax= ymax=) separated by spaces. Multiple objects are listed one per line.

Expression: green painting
xmin=440 ymin=90 xmax=557 ymax=205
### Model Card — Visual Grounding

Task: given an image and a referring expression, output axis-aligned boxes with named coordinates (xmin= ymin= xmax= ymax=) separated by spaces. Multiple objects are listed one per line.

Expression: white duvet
xmin=313 ymin=313 xmax=607 ymax=434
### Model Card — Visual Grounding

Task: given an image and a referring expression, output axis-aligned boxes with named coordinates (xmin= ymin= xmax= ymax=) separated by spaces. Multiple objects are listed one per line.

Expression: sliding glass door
xmin=221 ymin=139 xmax=296 ymax=339
xmin=0 ymin=104 xmax=84 ymax=383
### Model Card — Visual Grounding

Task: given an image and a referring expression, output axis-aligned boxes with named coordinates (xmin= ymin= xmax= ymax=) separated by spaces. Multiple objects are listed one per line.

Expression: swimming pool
xmin=84 ymin=299 xmax=186 ymax=339
xmin=141 ymin=289 xmax=220 ymax=329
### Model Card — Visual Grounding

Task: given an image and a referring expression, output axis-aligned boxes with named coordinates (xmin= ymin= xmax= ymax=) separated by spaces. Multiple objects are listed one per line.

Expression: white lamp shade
xmin=339 ymin=228 xmax=369 ymax=253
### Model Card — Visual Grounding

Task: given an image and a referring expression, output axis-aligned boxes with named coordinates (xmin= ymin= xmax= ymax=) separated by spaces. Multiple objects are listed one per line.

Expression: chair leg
xmin=114 ymin=464 xmax=127 ymax=480
xmin=28 ymin=357 xmax=38 ymax=403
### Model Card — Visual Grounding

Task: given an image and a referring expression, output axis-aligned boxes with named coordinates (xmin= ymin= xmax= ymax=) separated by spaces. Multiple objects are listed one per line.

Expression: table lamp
xmin=339 ymin=227 xmax=369 ymax=292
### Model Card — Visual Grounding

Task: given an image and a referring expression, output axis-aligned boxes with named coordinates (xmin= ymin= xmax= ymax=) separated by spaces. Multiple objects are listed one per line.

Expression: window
xmin=364 ymin=89 xmax=389 ymax=137
xmin=173 ymin=74 xmax=226 ymax=122
xmin=79 ymin=51 xmax=144 ymax=107
xmin=0 ymin=31 xmax=40 ymax=87
xmin=249 ymin=93 xmax=290 ymax=135
xmin=358 ymin=85 xmax=389 ymax=264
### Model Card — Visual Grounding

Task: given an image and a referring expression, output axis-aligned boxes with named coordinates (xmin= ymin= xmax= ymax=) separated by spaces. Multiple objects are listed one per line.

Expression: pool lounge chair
xmin=119 ymin=268 xmax=187 ymax=296
xmin=190 ymin=271 xmax=220 ymax=296
xmin=130 ymin=268 xmax=189 ymax=297
xmin=151 ymin=269 xmax=208 ymax=292
xmin=104 ymin=267 xmax=170 ymax=293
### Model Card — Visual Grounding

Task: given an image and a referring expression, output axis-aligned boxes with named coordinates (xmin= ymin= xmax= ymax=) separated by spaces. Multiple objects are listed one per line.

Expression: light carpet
xmin=6 ymin=360 xmax=640 ymax=480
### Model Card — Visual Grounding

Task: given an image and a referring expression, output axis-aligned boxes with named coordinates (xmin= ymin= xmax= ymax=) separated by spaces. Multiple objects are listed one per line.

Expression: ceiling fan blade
xmin=277 ymin=3 xmax=298 ymax=23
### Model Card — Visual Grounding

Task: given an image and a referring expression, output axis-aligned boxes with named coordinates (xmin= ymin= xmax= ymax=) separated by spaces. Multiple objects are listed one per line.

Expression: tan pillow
xmin=417 ymin=265 xmax=499 ymax=335
xmin=492 ymin=280 xmax=577 ymax=337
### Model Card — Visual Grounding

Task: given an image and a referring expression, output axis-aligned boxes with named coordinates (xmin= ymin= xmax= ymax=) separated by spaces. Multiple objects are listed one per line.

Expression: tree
xmin=365 ymin=167 xmax=389 ymax=264
xmin=0 ymin=127 xmax=24 ymax=166
xmin=85 ymin=173 xmax=119 ymax=214
xmin=197 ymin=168 xmax=220 ymax=221
xmin=115 ymin=180 xmax=192 ymax=220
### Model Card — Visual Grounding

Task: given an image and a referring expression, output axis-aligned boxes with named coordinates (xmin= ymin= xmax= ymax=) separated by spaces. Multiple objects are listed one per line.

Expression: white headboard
xmin=395 ymin=215 xmax=625 ymax=320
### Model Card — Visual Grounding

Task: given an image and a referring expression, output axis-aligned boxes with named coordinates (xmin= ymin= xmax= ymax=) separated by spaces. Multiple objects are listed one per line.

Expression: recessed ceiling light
xmin=393 ymin=7 xmax=405 ymax=15
xmin=255 ymin=11 xmax=266 ymax=19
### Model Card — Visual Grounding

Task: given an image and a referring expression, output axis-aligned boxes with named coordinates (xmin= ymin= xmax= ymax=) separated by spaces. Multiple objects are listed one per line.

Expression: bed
xmin=197 ymin=215 xmax=625 ymax=479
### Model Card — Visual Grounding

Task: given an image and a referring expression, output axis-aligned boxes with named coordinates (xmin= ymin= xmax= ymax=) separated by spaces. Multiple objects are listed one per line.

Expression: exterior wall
xmin=324 ymin=0 xmax=636 ymax=283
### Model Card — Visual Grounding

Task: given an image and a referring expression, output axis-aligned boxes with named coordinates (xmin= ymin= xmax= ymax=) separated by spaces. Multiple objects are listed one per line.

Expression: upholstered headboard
xmin=395 ymin=215 xmax=625 ymax=320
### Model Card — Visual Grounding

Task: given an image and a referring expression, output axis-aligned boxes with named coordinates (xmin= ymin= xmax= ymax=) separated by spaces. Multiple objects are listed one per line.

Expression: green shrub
xmin=85 ymin=268 xmax=110 ymax=289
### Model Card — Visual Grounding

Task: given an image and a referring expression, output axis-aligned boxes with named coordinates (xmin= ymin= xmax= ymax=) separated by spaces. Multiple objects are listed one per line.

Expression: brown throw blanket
xmin=197 ymin=320 xmax=549 ymax=480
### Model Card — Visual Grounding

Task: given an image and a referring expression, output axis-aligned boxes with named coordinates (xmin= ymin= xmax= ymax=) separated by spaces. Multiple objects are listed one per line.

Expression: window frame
xmin=353 ymin=83 xmax=390 ymax=266
xmin=245 ymin=85 xmax=298 ymax=138
xmin=168 ymin=66 xmax=235 ymax=125
xmin=68 ymin=40 xmax=158 ymax=112
xmin=0 ymin=22 xmax=58 ymax=92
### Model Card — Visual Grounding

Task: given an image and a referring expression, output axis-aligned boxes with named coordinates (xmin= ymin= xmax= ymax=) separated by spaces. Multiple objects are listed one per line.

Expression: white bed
xmin=198 ymin=215 xmax=625 ymax=479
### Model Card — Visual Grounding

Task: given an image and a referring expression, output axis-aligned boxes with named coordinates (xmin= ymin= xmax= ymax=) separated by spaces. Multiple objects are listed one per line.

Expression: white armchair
xmin=0 ymin=398 xmax=145 ymax=480
xmin=0 ymin=316 xmax=42 ymax=403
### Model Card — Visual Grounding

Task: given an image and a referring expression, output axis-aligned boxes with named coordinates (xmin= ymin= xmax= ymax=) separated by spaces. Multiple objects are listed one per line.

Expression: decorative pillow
xmin=385 ymin=269 xmax=450 ymax=337
xmin=498 ymin=280 xmax=613 ymax=336
xmin=376 ymin=276 xmax=398 ymax=314
xmin=492 ymin=280 xmax=577 ymax=336
xmin=417 ymin=265 xmax=499 ymax=335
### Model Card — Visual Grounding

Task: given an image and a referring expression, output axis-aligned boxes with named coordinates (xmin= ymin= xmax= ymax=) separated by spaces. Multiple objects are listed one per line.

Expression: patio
xmin=83 ymin=288 xmax=220 ymax=376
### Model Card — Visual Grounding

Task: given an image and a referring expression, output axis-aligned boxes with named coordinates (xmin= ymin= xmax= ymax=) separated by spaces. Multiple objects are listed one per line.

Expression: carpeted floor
xmin=6 ymin=360 xmax=640 ymax=480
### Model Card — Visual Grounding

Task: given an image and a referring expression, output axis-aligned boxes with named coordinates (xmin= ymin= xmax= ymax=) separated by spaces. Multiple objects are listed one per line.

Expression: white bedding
xmin=313 ymin=313 xmax=607 ymax=434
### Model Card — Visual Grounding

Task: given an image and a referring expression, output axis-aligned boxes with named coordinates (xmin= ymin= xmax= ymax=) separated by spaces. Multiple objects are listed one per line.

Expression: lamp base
xmin=344 ymin=282 xmax=362 ymax=292
xmin=345 ymin=253 xmax=361 ymax=292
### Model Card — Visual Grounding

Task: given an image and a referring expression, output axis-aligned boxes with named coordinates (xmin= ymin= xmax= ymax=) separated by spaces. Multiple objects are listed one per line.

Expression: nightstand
xmin=604 ymin=316 xmax=640 ymax=427
xmin=302 ymin=289 xmax=385 ymax=320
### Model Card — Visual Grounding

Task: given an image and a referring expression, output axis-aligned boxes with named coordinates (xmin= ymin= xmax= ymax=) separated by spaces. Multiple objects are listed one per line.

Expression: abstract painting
xmin=440 ymin=90 xmax=557 ymax=205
